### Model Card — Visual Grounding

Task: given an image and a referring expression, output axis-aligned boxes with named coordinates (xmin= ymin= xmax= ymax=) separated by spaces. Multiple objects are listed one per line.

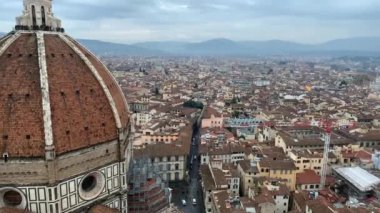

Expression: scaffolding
xmin=128 ymin=156 xmax=171 ymax=213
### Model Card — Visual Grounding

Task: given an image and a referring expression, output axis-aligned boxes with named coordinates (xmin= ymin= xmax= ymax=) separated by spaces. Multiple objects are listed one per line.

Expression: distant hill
xmin=77 ymin=39 xmax=164 ymax=56
xmin=318 ymin=37 xmax=380 ymax=53
xmin=1 ymin=31 xmax=380 ymax=57
xmin=135 ymin=37 xmax=380 ymax=56
xmin=134 ymin=41 xmax=188 ymax=54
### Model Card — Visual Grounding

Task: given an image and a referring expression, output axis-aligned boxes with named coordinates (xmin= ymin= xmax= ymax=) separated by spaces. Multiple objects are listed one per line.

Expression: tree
xmin=232 ymin=111 xmax=241 ymax=118
xmin=183 ymin=100 xmax=204 ymax=109
xmin=231 ymin=97 xmax=238 ymax=104
xmin=339 ymin=80 xmax=348 ymax=87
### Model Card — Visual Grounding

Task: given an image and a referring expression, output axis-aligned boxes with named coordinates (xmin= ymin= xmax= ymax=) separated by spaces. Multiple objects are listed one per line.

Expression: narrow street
xmin=172 ymin=126 xmax=204 ymax=213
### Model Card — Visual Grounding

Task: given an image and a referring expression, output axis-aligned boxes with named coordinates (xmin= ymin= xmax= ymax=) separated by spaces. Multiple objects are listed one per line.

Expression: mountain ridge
xmin=1 ymin=32 xmax=380 ymax=56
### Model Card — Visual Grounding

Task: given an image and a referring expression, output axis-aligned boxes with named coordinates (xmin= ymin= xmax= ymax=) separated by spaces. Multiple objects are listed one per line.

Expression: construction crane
xmin=318 ymin=120 xmax=334 ymax=189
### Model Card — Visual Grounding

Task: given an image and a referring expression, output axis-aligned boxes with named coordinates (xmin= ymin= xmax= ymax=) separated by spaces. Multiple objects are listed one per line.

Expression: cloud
xmin=0 ymin=0 xmax=379 ymax=43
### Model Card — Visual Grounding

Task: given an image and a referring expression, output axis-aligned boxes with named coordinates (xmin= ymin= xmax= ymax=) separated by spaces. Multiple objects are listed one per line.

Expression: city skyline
xmin=1 ymin=0 xmax=380 ymax=44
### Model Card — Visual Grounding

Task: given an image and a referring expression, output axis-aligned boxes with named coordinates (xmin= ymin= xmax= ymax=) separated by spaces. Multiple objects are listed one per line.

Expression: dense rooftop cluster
xmin=106 ymin=56 xmax=380 ymax=213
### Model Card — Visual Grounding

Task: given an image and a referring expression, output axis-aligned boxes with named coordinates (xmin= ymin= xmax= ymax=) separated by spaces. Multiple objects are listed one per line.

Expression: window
xmin=41 ymin=6 xmax=46 ymax=25
xmin=3 ymin=190 xmax=22 ymax=206
xmin=31 ymin=5 xmax=36 ymax=26
xmin=82 ymin=176 xmax=97 ymax=192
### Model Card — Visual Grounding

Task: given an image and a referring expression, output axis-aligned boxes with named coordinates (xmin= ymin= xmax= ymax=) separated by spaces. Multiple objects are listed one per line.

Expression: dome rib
xmin=36 ymin=32 xmax=54 ymax=148
xmin=0 ymin=32 xmax=22 ymax=57
xmin=58 ymin=34 xmax=122 ymax=129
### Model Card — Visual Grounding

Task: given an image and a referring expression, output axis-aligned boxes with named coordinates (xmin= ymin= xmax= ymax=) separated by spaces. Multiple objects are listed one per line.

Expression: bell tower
xmin=15 ymin=0 xmax=63 ymax=31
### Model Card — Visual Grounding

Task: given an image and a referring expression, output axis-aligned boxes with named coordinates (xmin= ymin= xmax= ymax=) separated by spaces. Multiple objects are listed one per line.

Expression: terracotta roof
xmin=262 ymin=184 xmax=290 ymax=196
xmin=296 ymin=169 xmax=335 ymax=185
xmin=89 ymin=205 xmax=120 ymax=213
xmin=0 ymin=207 xmax=32 ymax=213
xmin=200 ymin=165 xmax=216 ymax=191
xmin=293 ymin=191 xmax=310 ymax=211
xmin=238 ymin=160 xmax=259 ymax=174
xmin=307 ymin=199 xmax=334 ymax=213
xmin=212 ymin=168 xmax=228 ymax=186
xmin=69 ymin=37 xmax=129 ymax=128
xmin=355 ymin=150 xmax=372 ymax=160
xmin=259 ymin=159 xmax=296 ymax=170
xmin=0 ymin=32 xmax=130 ymax=158
xmin=253 ymin=193 xmax=275 ymax=205
xmin=134 ymin=143 xmax=188 ymax=158
xmin=203 ymin=107 xmax=222 ymax=119
xmin=278 ymin=131 xmax=353 ymax=147
xmin=212 ymin=190 xmax=233 ymax=213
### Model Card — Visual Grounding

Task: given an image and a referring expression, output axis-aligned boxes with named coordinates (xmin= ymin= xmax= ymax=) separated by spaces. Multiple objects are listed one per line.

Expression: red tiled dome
xmin=0 ymin=32 xmax=129 ymax=158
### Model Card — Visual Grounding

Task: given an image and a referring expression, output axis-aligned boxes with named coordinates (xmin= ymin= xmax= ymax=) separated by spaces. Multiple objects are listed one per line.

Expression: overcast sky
xmin=1 ymin=0 xmax=379 ymax=44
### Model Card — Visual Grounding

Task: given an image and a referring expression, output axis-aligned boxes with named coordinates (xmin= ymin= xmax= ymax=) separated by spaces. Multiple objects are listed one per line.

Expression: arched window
xmin=31 ymin=5 xmax=37 ymax=26
xmin=41 ymin=6 xmax=46 ymax=26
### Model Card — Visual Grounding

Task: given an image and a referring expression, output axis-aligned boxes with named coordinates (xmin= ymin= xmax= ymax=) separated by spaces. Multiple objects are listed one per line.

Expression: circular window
xmin=0 ymin=187 xmax=27 ymax=209
xmin=78 ymin=171 xmax=105 ymax=201
xmin=82 ymin=175 xmax=97 ymax=192
xmin=3 ymin=190 xmax=22 ymax=206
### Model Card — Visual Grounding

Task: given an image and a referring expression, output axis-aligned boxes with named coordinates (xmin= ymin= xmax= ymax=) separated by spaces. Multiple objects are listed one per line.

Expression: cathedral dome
xmin=0 ymin=1 xmax=132 ymax=212
xmin=0 ymin=1 xmax=130 ymax=159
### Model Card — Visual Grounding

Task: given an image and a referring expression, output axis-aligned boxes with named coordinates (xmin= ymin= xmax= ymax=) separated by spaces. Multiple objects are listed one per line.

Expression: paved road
xmin=172 ymin=128 xmax=204 ymax=213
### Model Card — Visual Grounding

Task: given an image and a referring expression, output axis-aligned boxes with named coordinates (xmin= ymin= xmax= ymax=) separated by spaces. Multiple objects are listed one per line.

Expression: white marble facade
xmin=8 ymin=161 xmax=129 ymax=213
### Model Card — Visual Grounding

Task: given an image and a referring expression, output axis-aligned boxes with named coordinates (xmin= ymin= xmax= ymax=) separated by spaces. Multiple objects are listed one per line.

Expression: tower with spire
xmin=15 ymin=0 xmax=63 ymax=31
